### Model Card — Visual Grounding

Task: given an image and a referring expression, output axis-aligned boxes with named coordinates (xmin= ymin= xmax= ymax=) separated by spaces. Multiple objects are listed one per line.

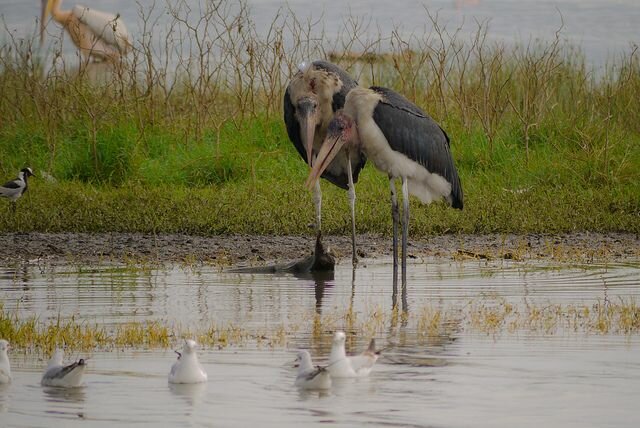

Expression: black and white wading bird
xmin=41 ymin=348 xmax=87 ymax=388
xmin=284 ymin=61 xmax=366 ymax=265
xmin=0 ymin=168 xmax=34 ymax=213
xmin=306 ymin=86 xmax=463 ymax=295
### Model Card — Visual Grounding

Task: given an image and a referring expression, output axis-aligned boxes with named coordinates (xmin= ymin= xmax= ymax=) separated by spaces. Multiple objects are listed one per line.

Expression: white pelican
xmin=40 ymin=0 xmax=132 ymax=63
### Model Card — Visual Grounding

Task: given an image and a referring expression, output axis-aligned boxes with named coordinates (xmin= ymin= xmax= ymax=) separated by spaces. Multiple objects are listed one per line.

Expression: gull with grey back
xmin=168 ymin=339 xmax=208 ymax=384
xmin=41 ymin=349 xmax=87 ymax=388
xmin=327 ymin=331 xmax=379 ymax=378
xmin=294 ymin=350 xmax=332 ymax=390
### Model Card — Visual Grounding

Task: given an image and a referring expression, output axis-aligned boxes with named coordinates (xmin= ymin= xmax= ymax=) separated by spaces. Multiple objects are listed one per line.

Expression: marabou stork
xmin=306 ymin=86 xmax=463 ymax=292
xmin=284 ymin=61 xmax=366 ymax=265
xmin=40 ymin=0 xmax=132 ymax=63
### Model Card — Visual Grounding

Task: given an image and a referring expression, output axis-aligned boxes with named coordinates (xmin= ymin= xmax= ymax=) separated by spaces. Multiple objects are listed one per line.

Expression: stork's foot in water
xmin=227 ymin=233 xmax=335 ymax=274
xmin=308 ymin=232 xmax=335 ymax=272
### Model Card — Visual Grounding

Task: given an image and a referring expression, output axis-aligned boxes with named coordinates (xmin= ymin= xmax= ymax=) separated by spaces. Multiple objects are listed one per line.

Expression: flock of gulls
xmin=0 ymin=331 xmax=378 ymax=392
xmin=2 ymin=0 xmax=463 ymax=405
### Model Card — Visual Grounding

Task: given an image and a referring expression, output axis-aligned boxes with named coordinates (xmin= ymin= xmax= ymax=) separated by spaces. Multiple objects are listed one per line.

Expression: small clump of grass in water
xmin=2 ymin=299 xmax=640 ymax=353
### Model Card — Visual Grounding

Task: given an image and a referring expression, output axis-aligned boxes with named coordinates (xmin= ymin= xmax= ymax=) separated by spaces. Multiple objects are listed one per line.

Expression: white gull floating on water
xmin=168 ymin=339 xmax=208 ymax=384
xmin=328 ymin=331 xmax=379 ymax=378
xmin=294 ymin=350 xmax=332 ymax=390
xmin=41 ymin=349 xmax=87 ymax=387
xmin=0 ymin=339 xmax=11 ymax=385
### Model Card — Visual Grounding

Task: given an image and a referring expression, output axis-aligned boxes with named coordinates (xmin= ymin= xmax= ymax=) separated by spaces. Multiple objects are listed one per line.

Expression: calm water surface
xmin=1 ymin=0 xmax=639 ymax=65
xmin=0 ymin=258 xmax=639 ymax=427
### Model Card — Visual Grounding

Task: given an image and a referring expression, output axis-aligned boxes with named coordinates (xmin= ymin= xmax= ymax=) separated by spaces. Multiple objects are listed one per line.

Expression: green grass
xmin=0 ymin=116 xmax=637 ymax=235
xmin=0 ymin=7 xmax=638 ymax=235
xmin=0 ymin=109 xmax=638 ymax=236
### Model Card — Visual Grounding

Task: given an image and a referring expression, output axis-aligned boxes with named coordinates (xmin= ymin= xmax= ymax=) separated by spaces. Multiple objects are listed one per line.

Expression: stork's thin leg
xmin=389 ymin=177 xmax=399 ymax=305
xmin=313 ymin=180 xmax=322 ymax=235
xmin=401 ymin=176 xmax=410 ymax=310
xmin=347 ymin=154 xmax=357 ymax=266
xmin=11 ymin=202 xmax=16 ymax=215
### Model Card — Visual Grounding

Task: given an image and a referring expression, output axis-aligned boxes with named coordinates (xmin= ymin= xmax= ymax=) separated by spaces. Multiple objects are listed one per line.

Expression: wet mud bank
xmin=0 ymin=232 xmax=638 ymax=265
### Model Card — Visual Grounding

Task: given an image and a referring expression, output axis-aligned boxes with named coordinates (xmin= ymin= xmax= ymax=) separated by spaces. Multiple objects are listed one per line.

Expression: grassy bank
xmin=0 ymin=2 xmax=638 ymax=235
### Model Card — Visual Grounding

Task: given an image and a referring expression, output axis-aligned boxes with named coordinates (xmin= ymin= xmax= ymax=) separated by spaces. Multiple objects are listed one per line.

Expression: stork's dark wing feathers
xmin=283 ymin=86 xmax=307 ymax=162
xmin=370 ymin=86 xmax=463 ymax=209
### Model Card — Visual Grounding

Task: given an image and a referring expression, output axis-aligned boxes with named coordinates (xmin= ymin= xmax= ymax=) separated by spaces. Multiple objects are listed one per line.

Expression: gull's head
xmin=0 ymin=339 xmax=9 ymax=353
xmin=332 ymin=331 xmax=346 ymax=345
xmin=183 ymin=339 xmax=198 ymax=354
xmin=295 ymin=350 xmax=313 ymax=370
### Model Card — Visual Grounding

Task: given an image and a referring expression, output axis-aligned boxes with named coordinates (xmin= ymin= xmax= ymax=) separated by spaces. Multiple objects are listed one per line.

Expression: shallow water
xmin=1 ymin=258 xmax=639 ymax=427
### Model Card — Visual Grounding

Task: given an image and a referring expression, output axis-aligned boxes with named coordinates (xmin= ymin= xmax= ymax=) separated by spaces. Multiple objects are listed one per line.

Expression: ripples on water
xmin=0 ymin=258 xmax=639 ymax=427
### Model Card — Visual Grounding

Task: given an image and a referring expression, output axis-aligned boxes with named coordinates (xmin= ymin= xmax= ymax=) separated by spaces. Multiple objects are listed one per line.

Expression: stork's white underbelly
xmin=359 ymin=118 xmax=452 ymax=204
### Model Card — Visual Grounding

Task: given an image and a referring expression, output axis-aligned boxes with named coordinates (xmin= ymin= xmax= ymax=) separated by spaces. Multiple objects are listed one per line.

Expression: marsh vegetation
xmin=0 ymin=0 xmax=637 ymax=234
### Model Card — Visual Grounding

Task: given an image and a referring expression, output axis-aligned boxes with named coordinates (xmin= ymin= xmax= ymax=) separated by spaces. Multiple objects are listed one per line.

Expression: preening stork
xmin=40 ymin=0 xmax=132 ymax=63
xmin=284 ymin=61 xmax=366 ymax=265
xmin=306 ymin=86 xmax=463 ymax=290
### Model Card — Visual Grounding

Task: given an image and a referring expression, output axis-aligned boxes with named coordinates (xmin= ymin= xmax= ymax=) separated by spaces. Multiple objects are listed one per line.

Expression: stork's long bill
xmin=40 ymin=0 xmax=53 ymax=44
xmin=305 ymin=126 xmax=347 ymax=190
xmin=296 ymin=97 xmax=318 ymax=166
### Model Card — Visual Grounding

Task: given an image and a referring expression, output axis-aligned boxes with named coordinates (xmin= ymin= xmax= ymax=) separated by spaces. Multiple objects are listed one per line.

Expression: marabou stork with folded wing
xmin=306 ymin=86 xmax=463 ymax=293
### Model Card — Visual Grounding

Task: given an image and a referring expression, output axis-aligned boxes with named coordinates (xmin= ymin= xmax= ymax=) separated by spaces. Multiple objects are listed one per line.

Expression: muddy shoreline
xmin=0 ymin=232 xmax=638 ymax=266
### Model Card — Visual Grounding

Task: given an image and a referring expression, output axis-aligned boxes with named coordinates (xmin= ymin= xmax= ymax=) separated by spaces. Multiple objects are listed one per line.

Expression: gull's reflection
xmin=297 ymin=388 xmax=330 ymax=400
xmin=0 ymin=383 xmax=10 ymax=413
xmin=169 ymin=382 xmax=207 ymax=406
xmin=42 ymin=385 xmax=86 ymax=404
